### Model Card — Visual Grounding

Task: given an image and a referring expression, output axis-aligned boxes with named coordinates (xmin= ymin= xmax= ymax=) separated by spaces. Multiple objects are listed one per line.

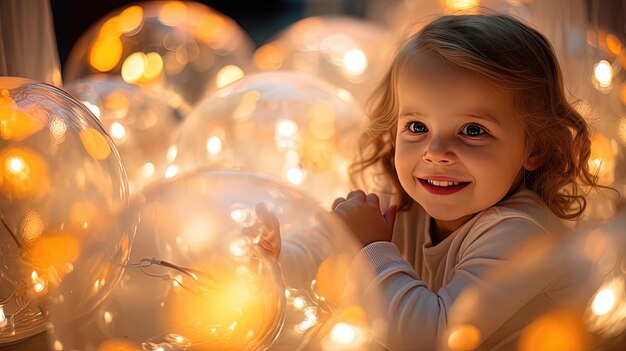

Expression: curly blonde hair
xmin=350 ymin=14 xmax=605 ymax=219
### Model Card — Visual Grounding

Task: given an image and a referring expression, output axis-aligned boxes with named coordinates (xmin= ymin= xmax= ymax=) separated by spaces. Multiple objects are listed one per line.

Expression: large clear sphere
xmin=446 ymin=215 xmax=626 ymax=351
xmin=65 ymin=76 xmax=180 ymax=194
xmin=254 ymin=16 xmax=394 ymax=104
xmin=0 ymin=77 xmax=131 ymax=344
xmin=63 ymin=1 xmax=255 ymax=113
xmin=48 ymin=170 xmax=381 ymax=350
xmin=171 ymin=71 xmax=366 ymax=207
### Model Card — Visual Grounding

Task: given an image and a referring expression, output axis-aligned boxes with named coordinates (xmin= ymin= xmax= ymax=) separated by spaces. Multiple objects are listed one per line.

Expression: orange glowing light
xmin=0 ymin=146 xmax=49 ymax=200
xmin=121 ymin=52 xmax=147 ymax=83
xmin=444 ymin=0 xmax=480 ymax=12
xmin=447 ymin=324 xmax=482 ymax=351
xmin=606 ymin=34 xmax=623 ymax=55
xmin=170 ymin=260 xmax=280 ymax=349
xmin=143 ymin=52 xmax=164 ymax=81
xmin=196 ymin=14 xmax=227 ymax=45
xmin=96 ymin=338 xmax=142 ymax=351
xmin=159 ymin=1 xmax=188 ymax=26
xmin=253 ymin=44 xmax=284 ymax=71
xmin=70 ymin=200 xmax=100 ymax=231
xmin=0 ymin=108 xmax=45 ymax=141
xmin=89 ymin=37 xmax=123 ymax=72
xmin=118 ymin=6 xmax=143 ymax=34
xmin=24 ymin=232 xmax=80 ymax=287
xmin=518 ymin=310 xmax=588 ymax=351
xmin=588 ymin=133 xmax=615 ymax=184
xmin=79 ymin=127 xmax=112 ymax=160
xmin=315 ymin=254 xmax=351 ymax=305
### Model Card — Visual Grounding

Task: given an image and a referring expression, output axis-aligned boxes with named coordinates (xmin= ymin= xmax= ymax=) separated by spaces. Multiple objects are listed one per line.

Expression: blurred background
xmin=51 ymin=0 xmax=625 ymax=66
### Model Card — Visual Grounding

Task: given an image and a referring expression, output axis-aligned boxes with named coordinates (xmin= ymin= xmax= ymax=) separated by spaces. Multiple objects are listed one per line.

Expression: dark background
xmin=50 ymin=0 xmax=372 ymax=66
xmin=49 ymin=0 xmax=626 ymax=68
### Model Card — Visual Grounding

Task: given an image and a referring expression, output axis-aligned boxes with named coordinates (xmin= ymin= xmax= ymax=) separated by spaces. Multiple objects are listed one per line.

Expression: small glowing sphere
xmin=254 ymin=16 xmax=394 ymax=103
xmin=447 ymin=324 xmax=482 ymax=351
xmin=330 ymin=323 xmax=357 ymax=344
xmin=591 ymin=288 xmax=616 ymax=316
xmin=172 ymin=71 xmax=366 ymax=206
xmin=48 ymin=170 xmax=377 ymax=350
xmin=0 ymin=77 xmax=131 ymax=345
xmin=593 ymin=60 xmax=613 ymax=90
xmin=64 ymin=1 xmax=254 ymax=112
xmin=65 ymin=76 xmax=179 ymax=193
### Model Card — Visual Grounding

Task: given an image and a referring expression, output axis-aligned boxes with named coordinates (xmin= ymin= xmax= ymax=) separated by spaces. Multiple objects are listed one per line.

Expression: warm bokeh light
xmin=444 ymin=0 xmax=480 ymax=12
xmin=0 ymin=77 xmax=130 ymax=345
xmin=605 ymin=34 xmax=623 ymax=55
xmin=65 ymin=1 xmax=254 ymax=110
xmin=96 ymin=339 xmax=142 ymax=351
xmin=588 ymin=133 xmax=616 ymax=184
xmin=255 ymin=16 xmax=393 ymax=103
xmin=24 ymin=233 xmax=80 ymax=288
xmin=592 ymin=287 xmax=616 ymax=316
xmin=253 ymin=43 xmax=284 ymax=70
xmin=0 ymin=106 xmax=45 ymax=142
xmin=80 ymin=127 xmax=112 ymax=161
xmin=315 ymin=255 xmax=350 ymax=305
xmin=89 ymin=37 xmax=123 ymax=72
xmin=0 ymin=146 xmax=49 ymax=200
xmin=67 ymin=77 xmax=180 ymax=193
xmin=518 ymin=310 xmax=588 ymax=351
xmin=593 ymin=60 xmax=613 ymax=89
xmin=206 ymin=136 xmax=223 ymax=155
xmin=447 ymin=324 xmax=482 ymax=351
xmin=216 ymin=64 xmax=244 ymax=88
xmin=586 ymin=277 xmax=626 ymax=337
xmin=172 ymin=72 xmax=365 ymax=206
xmin=342 ymin=48 xmax=368 ymax=75
xmin=121 ymin=52 xmax=146 ymax=83
xmin=159 ymin=0 xmax=188 ymax=26
xmin=118 ymin=6 xmax=144 ymax=34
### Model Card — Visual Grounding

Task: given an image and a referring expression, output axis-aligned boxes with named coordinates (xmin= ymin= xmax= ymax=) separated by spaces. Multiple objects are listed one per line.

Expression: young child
xmin=328 ymin=13 xmax=603 ymax=350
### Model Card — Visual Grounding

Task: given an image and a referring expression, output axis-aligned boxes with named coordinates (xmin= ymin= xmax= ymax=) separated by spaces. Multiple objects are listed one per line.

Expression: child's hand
xmin=245 ymin=203 xmax=281 ymax=260
xmin=331 ymin=190 xmax=397 ymax=247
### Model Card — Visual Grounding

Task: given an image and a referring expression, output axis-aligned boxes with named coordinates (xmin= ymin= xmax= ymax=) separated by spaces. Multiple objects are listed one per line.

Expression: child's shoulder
xmin=472 ymin=187 xmax=566 ymax=238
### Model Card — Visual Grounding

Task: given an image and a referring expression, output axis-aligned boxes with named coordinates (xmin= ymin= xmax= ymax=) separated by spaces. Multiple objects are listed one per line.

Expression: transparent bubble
xmin=48 ymin=170 xmax=382 ymax=350
xmin=447 ymin=214 xmax=626 ymax=350
xmin=63 ymin=1 xmax=255 ymax=113
xmin=254 ymin=16 xmax=394 ymax=104
xmin=65 ymin=76 xmax=181 ymax=194
xmin=172 ymin=71 xmax=367 ymax=207
xmin=0 ymin=77 xmax=131 ymax=344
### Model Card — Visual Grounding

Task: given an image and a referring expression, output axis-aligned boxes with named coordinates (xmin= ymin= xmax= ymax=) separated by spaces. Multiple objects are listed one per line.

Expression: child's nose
xmin=422 ymin=137 xmax=456 ymax=165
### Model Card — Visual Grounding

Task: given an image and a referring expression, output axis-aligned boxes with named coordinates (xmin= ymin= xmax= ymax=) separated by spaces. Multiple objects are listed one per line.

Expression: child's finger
xmin=346 ymin=189 xmax=366 ymax=200
xmin=366 ymin=193 xmax=380 ymax=209
xmin=332 ymin=197 xmax=346 ymax=210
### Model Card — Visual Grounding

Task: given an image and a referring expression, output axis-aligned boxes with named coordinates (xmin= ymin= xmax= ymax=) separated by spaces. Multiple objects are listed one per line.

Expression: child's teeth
xmin=427 ymin=180 xmax=460 ymax=187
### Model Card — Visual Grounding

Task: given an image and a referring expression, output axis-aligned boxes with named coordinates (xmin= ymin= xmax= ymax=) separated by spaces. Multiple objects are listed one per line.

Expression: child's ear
xmin=523 ymin=151 xmax=542 ymax=171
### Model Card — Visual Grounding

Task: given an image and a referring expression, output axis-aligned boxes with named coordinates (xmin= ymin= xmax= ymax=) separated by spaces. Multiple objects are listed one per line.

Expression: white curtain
xmin=0 ymin=0 xmax=62 ymax=86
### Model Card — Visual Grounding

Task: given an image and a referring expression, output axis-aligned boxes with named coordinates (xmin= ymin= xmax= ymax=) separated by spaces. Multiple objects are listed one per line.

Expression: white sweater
xmin=356 ymin=187 xmax=577 ymax=350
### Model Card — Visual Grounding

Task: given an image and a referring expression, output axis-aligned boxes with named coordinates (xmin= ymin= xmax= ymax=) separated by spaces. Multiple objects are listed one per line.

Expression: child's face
xmin=395 ymin=54 xmax=535 ymax=226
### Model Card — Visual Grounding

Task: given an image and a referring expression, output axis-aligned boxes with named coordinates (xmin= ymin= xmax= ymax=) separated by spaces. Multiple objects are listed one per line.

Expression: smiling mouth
xmin=418 ymin=178 xmax=471 ymax=195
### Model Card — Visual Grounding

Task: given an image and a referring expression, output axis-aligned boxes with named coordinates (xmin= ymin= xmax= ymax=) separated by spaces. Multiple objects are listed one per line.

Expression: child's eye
xmin=460 ymin=124 xmax=486 ymax=137
xmin=407 ymin=122 xmax=428 ymax=134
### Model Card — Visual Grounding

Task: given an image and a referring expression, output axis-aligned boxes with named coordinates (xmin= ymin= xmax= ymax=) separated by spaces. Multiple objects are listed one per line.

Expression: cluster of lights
xmin=67 ymin=0 xmax=254 ymax=110
xmin=252 ymin=17 xmax=391 ymax=103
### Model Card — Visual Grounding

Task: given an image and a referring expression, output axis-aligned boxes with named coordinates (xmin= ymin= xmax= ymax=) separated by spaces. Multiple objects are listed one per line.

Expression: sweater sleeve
xmin=354 ymin=217 xmax=553 ymax=350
